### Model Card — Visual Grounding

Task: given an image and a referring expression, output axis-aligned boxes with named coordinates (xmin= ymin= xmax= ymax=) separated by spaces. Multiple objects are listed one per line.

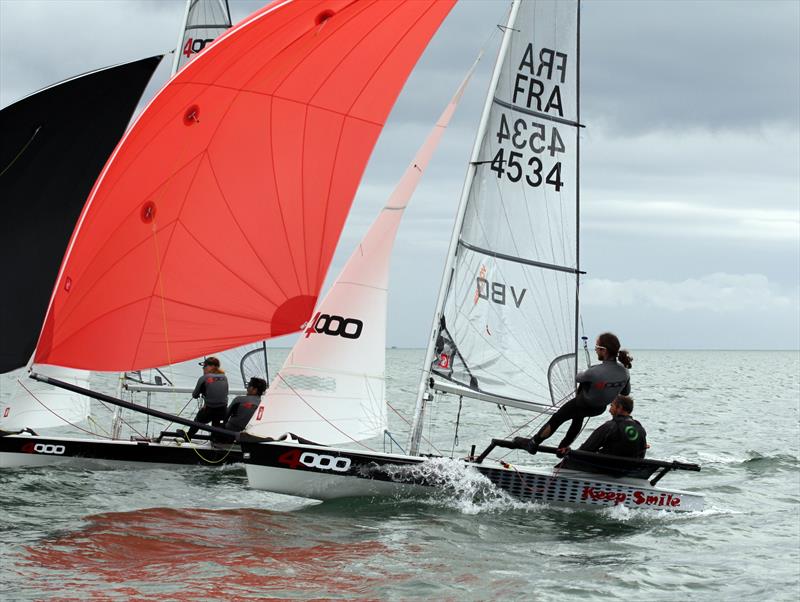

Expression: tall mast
xmin=573 ymin=1 xmax=582 ymax=373
xmin=408 ymin=0 xmax=522 ymax=455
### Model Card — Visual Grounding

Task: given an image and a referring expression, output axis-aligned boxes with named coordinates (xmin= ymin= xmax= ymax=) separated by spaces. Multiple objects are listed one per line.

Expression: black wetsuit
xmin=187 ymin=372 xmax=229 ymax=438
xmin=538 ymin=360 xmax=630 ymax=449
xmin=578 ymin=414 xmax=647 ymax=458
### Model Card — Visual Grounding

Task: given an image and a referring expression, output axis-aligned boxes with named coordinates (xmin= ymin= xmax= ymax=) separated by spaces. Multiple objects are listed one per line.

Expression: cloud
xmin=582 ymin=0 xmax=800 ymax=132
xmin=583 ymin=273 xmax=799 ymax=312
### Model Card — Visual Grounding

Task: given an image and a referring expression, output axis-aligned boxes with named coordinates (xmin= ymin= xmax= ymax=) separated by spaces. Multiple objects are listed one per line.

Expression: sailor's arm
xmin=226 ymin=397 xmax=241 ymax=421
xmin=578 ymin=421 xmax=612 ymax=452
xmin=192 ymin=376 xmax=204 ymax=399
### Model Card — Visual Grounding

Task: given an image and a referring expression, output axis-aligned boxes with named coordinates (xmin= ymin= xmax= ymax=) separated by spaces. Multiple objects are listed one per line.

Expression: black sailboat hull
xmin=0 ymin=434 xmax=242 ymax=468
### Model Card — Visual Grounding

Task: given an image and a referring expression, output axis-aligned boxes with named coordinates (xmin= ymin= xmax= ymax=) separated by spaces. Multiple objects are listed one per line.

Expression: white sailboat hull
xmin=242 ymin=441 xmax=704 ymax=512
xmin=246 ymin=463 xmax=434 ymax=500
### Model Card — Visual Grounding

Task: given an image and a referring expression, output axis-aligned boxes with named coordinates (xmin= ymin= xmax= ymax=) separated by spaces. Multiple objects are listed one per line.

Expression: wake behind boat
xmin=240 ymin=438 xmax=703 ymax=512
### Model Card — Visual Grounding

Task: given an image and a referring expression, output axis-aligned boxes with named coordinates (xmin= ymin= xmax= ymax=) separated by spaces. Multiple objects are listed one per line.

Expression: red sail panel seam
xmin=130 ymin=150 xmax=209 ymax=368
xmin=57 ymin=150 xmax=208 ymax=318
xmin=240 ymin=1 xmax=367 ymax=96
xmin=174 ymin=220 xmax=282 ymax=309
xmin=267 ymin=92 xmax=306 ymax=294
xmin=46 ymin=296 xmax=152 ymax=361
xmin=204 ymin=151 xmax=292 ymax=302
xmin=312 ymin=2 xmax=444 ymax=286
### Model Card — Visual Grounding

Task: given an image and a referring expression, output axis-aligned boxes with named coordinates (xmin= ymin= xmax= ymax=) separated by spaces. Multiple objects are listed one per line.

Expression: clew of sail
xmin=33 ymin=0 xmax=456 ymax=373
xmin=0 ymin=366 xmax=91 ymax=431
xmin=423 ymin=0 xmax=581 ymax=413
xmin=245 ymin=68 xmax=475 ymax=445
xmin=171 ymin=0 xmax=232 ymax=75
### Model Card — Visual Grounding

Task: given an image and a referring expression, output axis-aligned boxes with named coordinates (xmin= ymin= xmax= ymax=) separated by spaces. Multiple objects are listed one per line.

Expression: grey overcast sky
xmin=1 ymin=0 xmax=798 ymax=350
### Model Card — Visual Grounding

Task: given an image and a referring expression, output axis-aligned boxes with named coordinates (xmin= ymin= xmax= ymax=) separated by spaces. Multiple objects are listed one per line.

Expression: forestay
xmin=423 ymin=0 xmax=580 ymax=412
xmin=246 ymin=72 xmax=473 ymax=445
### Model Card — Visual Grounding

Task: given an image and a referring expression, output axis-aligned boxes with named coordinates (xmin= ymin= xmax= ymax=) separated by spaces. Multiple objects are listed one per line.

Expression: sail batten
xmin=458 ymin=240 xmax=581 ymax=273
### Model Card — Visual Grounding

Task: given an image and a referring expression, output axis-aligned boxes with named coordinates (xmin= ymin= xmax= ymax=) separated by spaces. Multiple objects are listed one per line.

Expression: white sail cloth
xmin=171 ymin=0 xmax=231 ymax=75
xmin=246 ymin=74 xmax=472 ymax=445
xmin=431 ymin=0 xmax=579 ymax=408
xmin=0 ymin=365 xmax=91 ymax=430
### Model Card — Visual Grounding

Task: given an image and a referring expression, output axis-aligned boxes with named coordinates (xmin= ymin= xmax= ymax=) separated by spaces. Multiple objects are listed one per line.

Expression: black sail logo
xmin=304 ymin=312 xmax=363 ymax=339
xmin=475 ymin=276 xmax=526 ymax=308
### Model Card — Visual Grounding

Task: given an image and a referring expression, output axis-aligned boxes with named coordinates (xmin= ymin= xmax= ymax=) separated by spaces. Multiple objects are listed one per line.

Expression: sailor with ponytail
xmin=514 ymin=332 xmax=633 ymax=454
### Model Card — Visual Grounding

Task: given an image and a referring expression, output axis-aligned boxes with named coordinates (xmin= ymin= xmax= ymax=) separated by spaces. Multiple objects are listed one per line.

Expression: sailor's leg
xmin=187 ymin=405 xmax=211 ymax=438
xmin=535 ymin=397 xmax=578 ymax=443
xmin=557 ymin=403 xmax=605 ymax=449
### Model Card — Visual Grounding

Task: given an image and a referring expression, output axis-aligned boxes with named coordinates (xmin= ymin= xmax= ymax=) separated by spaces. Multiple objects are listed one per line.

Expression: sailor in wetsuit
xmin=212 ymin=377 xmax=267 ymax=443
xmin=573 ymin=394 xmax=647 ymax=458
xmin=225 ymin=377 xmax=267 ymax=432
xmin=184 ymin=356 xmax=229 ymax=440
xmin=515 ymin=332 xmax=633 ymax=453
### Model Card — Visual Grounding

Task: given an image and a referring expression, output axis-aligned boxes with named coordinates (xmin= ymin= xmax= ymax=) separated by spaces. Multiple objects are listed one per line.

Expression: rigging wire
xmin=269 ymin=373 xmax=377 ymax=452
xmin=15 ymin=378 xmax=118 ymax=440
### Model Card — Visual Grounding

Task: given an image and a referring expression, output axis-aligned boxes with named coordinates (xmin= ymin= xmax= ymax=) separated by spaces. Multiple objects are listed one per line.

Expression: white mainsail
xmin=411 ymin=0 xmax=580 ymax=452
xmin=171 ymin=0 xmax=232 ymax=76
xmin=245 ymin=71 xmax=475 ymax=445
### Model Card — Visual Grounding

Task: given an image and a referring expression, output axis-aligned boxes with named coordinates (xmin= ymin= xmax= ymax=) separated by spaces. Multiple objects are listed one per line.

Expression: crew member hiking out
xmin=514 ymin=332 xmax=633 ymax=454
xmin=182 ymin=356 xmax=228 ymax=440
xmin=565 ymin=394 xmax=647 ymax=459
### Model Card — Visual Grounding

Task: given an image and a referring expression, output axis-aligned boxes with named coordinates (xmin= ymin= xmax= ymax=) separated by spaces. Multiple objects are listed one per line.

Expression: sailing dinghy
xmin=3 ymin=0 xmax=457 ymax=468
xmin=240 ymin=0 xmax=704 ymax=512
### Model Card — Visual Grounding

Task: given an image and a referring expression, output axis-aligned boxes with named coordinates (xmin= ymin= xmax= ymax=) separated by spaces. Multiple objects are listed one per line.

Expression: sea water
xmin=1 ymin=349 xmax=798 ymax=600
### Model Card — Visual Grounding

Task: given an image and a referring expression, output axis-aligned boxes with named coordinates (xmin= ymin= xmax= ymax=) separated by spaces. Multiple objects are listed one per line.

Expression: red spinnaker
xmin=34 ymin=0 xmax=455 ymax=371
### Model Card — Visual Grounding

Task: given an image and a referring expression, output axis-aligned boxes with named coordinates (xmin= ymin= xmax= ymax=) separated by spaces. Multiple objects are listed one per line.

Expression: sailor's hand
xmin=556 ymin=446 xmax=570 ymax=458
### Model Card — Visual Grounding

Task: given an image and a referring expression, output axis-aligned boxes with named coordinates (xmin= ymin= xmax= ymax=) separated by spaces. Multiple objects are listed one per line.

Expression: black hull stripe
xmin=0 ymin=436 xmax=242 ymax=466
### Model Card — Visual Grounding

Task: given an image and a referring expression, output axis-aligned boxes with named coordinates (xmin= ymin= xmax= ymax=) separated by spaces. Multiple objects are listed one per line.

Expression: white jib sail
xmin=171 ymin=0 xmax=232 ymax=76
xmin=245 ymin=71 xmax=475 ymax=445
xmin=0 ymin=365 xmax=91 ymax=430
xmin=422 ymin=0 xmax=580 ymax=413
